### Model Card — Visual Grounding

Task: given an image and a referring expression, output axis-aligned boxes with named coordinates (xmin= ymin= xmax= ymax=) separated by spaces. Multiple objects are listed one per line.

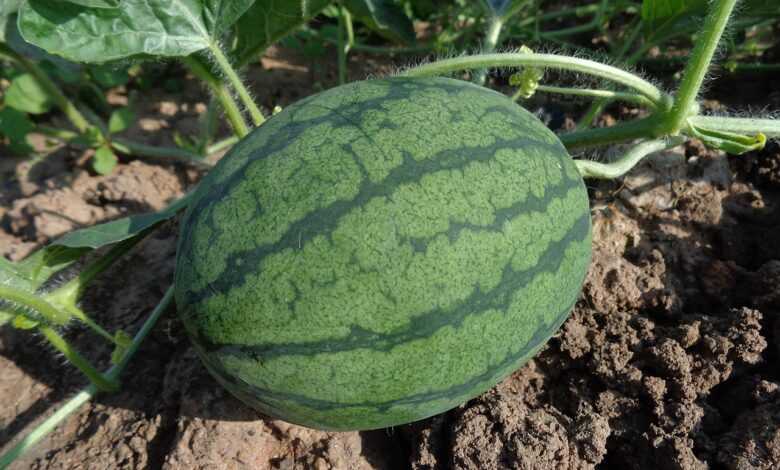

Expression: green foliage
xmin=108 ymin=107 xmax=135 ymax=134
xmin=110 ymin=330 xmax=133 ymax=364
xmin=343 ymin=0 xmax=415 ymax=44
xmin=18 ymin=0 xmax=255 ymax=62
xmin=89 ymin=63 xmax=132 ymax=88
xmin=5 ymin=73 xmax=52 ymax=114
xmin=688 ymin=125 xmax=766 ymax=155
xmin=0 ymin=107 xmax=34 ymax=154
xmin=92 ymin=145 xmax=118 ymax=175
xmin=233 ymin=0 xmax=331 ymax=66
xmin=1 ymin=245 xmax=90 ymax=293
xmin=53 ymin=194 xmax=191 ymax=249
xmin=641 ymin=0 xmax=707 ymax=30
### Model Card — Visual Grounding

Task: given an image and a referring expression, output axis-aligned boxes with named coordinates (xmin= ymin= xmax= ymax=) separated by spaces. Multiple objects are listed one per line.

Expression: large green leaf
xmin=233 ymin=0 xmax=331 ymax=66
xmin=18 ymin=0 xmax=255 ymax=63
xmin=343 ymin=0 xmax=415 ymax=44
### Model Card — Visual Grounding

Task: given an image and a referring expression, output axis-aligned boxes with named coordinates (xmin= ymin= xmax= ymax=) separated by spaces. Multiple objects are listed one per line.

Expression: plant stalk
xmin=0 ymin=285 xmax=70 ymax=325
xmin=337 ymin=5 xmax=354 ymax=85
xmin=110 ymin=138 xmax=210 ymax=167
xmin=39 ymin=326 xmax=118 ymax=392
xmin=208 ymin=44 xmax=265 ymax=127
xmin=559 ymin=115 xmax=666 ymax=150
xmin=183 ymin=56 xmax=250 ymax=138
xmin=402 ymin=53 xmax=666 ymax=105
xmin=473 ymin=15 xmax=504 ymax=85
xmin=664 ymin=0 xmax=739 ymax=134
xmin=528 ymin=85 xmax=656 ymax=108
xmin=575 ymin=136 xmax=687 ymax=179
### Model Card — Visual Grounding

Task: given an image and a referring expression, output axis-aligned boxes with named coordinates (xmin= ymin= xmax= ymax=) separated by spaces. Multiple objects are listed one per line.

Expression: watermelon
xmin=174 ymin=77 xmax=592 ymax=431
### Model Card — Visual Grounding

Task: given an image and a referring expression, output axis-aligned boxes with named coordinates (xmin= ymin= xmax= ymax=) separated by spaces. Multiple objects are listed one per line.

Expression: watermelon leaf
xmin=4 ymin=73 xmax=52 ymax=114
xmin=342 ymin=0 xmax=415 ymax=44
xmin=641 ymin=0 xmax=708 ymax=30
xmin=233 ymin=0 xmax=331 ymax=67
xmin=108 ymin=107 xmax=135 ymax=134
xmin=0 ymin=192 xmax=191 ymax=294
xmin=0 ymin=106 xmax=34 ymax=154
xmin=17 ymin=0 xmax=256 ymax=63
xmin=7 ymin=245 xmax=91 ymax=292
xmin=92 ymin=145 xmax=118 ymax=175
xmin=52 ymin=193 xmax=191 ymax=250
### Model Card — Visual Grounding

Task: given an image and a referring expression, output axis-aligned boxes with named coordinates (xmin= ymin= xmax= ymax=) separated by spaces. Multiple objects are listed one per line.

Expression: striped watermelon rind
xmin=174 ymin=77 xmax=592 ymax=431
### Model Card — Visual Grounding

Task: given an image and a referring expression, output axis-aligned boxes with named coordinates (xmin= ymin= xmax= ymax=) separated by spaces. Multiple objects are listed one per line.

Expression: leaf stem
xmin=401 ymin=52 xmax=666 ymax=105
xmin=0 ymin=285 xmax=70 ymax=325
xmin=574 ymin=136 xmax=687 ymax=179
xmin=529 ymin=85 xmax=656 ymax=108
xmin=664 ymin=0 xmax=739 ymax=134
xmin=183 ymin=57 xmax=250 ymax=138
xmin=208 ymin=44 xmax=265 ymax=127
xmin=46 ymin=235 xmax=146 ymax=310
xmin=111 ymin=138 xmax=210 ymax=167
xmin=559 ymin=115 xmax=666 ymax=150
xmin=207 ymin=135 xmax=239 ymax=155
xmin=0 ymin=287 xmax=174 ymax=469
xmin=38 ymin=325 xmax=118 ymax=392
xmin=473 ymin=15 xmax=504 ymax=85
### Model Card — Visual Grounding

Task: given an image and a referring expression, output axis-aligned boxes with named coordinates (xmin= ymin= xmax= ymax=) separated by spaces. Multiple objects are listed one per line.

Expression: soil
xmin=1 ymin=45 xmax=780 ymax=470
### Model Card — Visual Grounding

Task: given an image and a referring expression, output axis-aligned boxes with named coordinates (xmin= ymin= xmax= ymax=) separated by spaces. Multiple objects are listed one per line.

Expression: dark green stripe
xmin=206 ymin=200 xmax=589 ymax=360
xmin=201 ymin=294 xmax=579 ymax=413
xmin=181 ymin=136 xmax=567 ymax=307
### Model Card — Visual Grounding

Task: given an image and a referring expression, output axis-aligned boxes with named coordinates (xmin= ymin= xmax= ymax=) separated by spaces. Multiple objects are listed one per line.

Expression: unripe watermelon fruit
xmin=174 ymin=77 xmax=592 ymax=431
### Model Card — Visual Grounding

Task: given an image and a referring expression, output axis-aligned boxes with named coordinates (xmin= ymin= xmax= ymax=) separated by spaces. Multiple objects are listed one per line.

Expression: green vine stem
xmin=35 ymin=125 xmax=212 ymax=166
xmin=337 ymin=5 xmax=354 ymax=85
xmin=0 ymin=43 xmax=92 ymax=134
xmin=663 ymin=0 xmax=739 ymax=134
xmin=39 ymin=325 xmax=118 ymax=392
xmin=522 ymin=85 xmax=656 ymax=108
xmin=401 ymin=52 xmax=666 ymax=105
xmin=0 ymin=287 xmax=174 ymax=469
xmin=207 ymin=135 xmax=240 ymax=155
xmin=687 ymin=116 xmax=780 ymax=138
xmin=183 ymin=57 xmax=250 ymax=138
xmin=110 ymin=138 xmax=211 ymax=167
xmin=207 ymin=44 xmax=265 ymax=127
xmin=43 ymin=235 xmax=148 ymax=346
xmin=0 ymin=285 xmax=70 ymax=325
xmin=473 ymin=14 xmax=504 ymax=85
xmin=560 ymin=115 xmax=665 ymax=150
xmin=574 ymin=136 xmax=687 ymax=179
